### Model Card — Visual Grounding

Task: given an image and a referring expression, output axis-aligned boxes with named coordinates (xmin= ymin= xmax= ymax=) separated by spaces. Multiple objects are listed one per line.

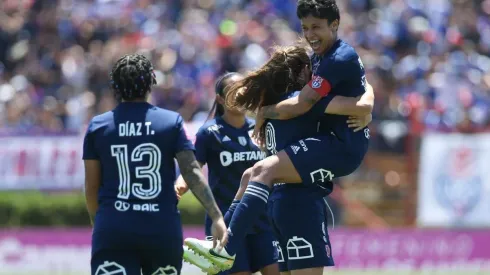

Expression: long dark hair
xmin=207 ymin=72 xmax=242 ymax=120
xmin=225 ymin=45 xmax=311 ymax=144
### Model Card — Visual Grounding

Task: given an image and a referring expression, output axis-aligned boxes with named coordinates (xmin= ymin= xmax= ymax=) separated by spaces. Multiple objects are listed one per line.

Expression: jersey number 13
xmin=111 ymin=143 xmax=162 ymax=200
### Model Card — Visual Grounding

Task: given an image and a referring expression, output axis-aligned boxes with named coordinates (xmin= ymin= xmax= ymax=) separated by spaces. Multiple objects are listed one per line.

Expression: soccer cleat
xmin=184 ymin=238 xmax=235 ymax=271
xmin=183 ymin=245 xmax=221 ymax=274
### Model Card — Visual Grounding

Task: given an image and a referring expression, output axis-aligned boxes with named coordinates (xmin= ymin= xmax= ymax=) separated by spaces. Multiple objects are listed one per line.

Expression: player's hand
xmin=347 ymin=114 xmax=372 ymax=132
xmin=174 ymin=182 xmax=189 ymax=200
xmin=252 ymin=109 xmax=265 ymax=140
xmin=211 ymin=217 xmax=228 ymax=251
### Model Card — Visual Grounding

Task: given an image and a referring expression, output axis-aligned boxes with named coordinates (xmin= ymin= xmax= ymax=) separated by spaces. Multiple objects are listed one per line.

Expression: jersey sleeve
xmin=194 ymin=128 xmax=208 ymax=164
xmin=174 ymin=115 xmax=195 ymax=154
xmin=308 ymin=57 xmax=357 ymax=97
xmin=310 ymin=94 xmax=337 ymax=118
xmin=82 ymin=121 xmax=99 ymax=160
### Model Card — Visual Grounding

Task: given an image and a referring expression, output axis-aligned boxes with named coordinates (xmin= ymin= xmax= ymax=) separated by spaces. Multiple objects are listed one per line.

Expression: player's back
xmin=265 ymin=92 xmax=333 ymax=199
xmin=84 ymin=102 xmax=192 ymax=249
xmin=264 ymin=93 xmax=318 ymax=155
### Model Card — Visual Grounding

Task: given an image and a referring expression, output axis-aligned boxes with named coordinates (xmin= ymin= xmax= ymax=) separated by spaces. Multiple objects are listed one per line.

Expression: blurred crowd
xmin=0 ymin=0 xmax=489 ymax=150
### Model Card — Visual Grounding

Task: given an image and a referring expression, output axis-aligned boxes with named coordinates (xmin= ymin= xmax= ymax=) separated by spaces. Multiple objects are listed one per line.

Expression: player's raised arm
xmin=259 ymin=56 xmax=359 ymax=121
xmin=259 ymin=84 xmax=321 ymax=120
xmin=264 ymin=80 xmax=375 ymax=124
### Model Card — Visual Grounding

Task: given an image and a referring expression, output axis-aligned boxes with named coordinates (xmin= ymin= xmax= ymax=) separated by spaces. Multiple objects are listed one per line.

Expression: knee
xmin=241 ymin=168 xmax=253 ymax=187
xmin=250 ymin=159 xmax=277 ymax=184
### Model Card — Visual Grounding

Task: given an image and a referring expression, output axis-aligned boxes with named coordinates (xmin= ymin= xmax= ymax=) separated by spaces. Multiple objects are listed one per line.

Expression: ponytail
xmin=206 ymin=72 xmax=241 ymax=120
xmin=206 ymin=100 xmax=225 ymax=121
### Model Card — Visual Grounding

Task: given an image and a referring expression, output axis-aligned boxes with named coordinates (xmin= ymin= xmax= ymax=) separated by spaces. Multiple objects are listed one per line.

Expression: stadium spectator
xmin=0 ymin=0 xmax=489 ymax=150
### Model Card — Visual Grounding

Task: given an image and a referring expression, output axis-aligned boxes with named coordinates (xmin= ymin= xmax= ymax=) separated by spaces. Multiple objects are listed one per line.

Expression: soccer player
xmin=185 ymin=43 xmax=373 ymax=275
xmin=174 ymin=72 xmax=280 ymax=275
xmin=83 ymin=54 xmax=227 ymax=275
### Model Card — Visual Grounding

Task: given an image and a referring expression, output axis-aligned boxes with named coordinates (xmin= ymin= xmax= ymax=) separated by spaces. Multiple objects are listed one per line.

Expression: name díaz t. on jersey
xmin=118 ymin=121 xmax=155 ymax=137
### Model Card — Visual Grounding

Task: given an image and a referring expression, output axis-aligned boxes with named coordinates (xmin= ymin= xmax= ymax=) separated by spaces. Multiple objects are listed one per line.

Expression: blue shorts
xmin=284 ymin=135 xmax=366 ymax=185
xmin=91 ymin=229 xmax=183 ymax=275
xmin=206 ymin=232 xmax=278 ymax=274
xmin=91 ymin=248 xmax=183 ymax=275
xmin=268 ymin=197 xmax=334 ymax=272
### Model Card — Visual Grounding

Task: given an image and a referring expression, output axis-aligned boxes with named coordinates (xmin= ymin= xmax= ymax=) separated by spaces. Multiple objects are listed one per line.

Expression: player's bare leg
xmin=260 ymin=263 xmax=280 ymax=275
xmin=280 ymin=272 xmax=291 ymax=275
xmin=226 ymin=150 xmax=303 ymax=199
xmin=291 ymin=267 xmax=323 ymax=275
xmin=248 ymin=150 xmax=302 ymax=187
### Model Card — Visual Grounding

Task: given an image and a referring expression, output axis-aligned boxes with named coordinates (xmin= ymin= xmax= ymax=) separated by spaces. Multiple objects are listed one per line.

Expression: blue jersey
xmin=195 ymin=116 xmax=270 ymax=233
xmin=265 ymin=92 xmax=333 ymax=200
xmin=83 ymin=102 xmax=194 ymax=237
xmin=310 ymin=39 xmax=369 ymax=157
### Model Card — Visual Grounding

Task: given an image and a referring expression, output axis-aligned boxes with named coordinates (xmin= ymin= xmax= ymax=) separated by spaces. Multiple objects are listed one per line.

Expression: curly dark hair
xmin=110 ymin=54 xmax=157 ymax=101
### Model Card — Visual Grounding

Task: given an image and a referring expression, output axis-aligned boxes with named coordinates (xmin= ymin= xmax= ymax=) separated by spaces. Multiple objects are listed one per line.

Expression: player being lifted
xmin=235 ymin=46 xmax=369 ymax=275
xmin=175 ymin=72 xmax=280 ymax=275
xmin=83 ymin=54 xmax=227 ymax=275
xmin=185 ymin=43 xmax=373 ymax=274
xmin=185 ymin=0 xmax=374 ymax=274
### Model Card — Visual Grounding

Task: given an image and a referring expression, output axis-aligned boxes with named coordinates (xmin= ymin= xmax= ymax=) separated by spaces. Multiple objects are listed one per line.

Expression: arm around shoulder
xmin=261 ymin=85 xmax=322 ymax=120
xmin=324 ymin=82 xmax=375 ymax=116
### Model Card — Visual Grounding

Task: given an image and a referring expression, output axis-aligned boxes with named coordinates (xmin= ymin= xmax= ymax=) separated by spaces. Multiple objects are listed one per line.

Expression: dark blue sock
xmin=225 ymin=182 xmax=270 ymax=255
xmin=224 ymin=200 xmax=240 ymax=226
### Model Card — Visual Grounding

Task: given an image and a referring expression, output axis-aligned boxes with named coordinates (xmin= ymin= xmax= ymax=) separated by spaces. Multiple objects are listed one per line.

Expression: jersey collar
xmin=313 ymin=38 xmax=341 ymax=60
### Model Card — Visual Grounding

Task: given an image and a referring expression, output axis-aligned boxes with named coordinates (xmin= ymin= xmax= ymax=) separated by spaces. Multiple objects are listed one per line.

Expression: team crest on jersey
xmin=238 ymin=136 xmax=247 ymax=146
xmin=435 ymin=147 xmax=482 ymax=217
xmin=311 ymin=76 xmax=323 ymax=89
